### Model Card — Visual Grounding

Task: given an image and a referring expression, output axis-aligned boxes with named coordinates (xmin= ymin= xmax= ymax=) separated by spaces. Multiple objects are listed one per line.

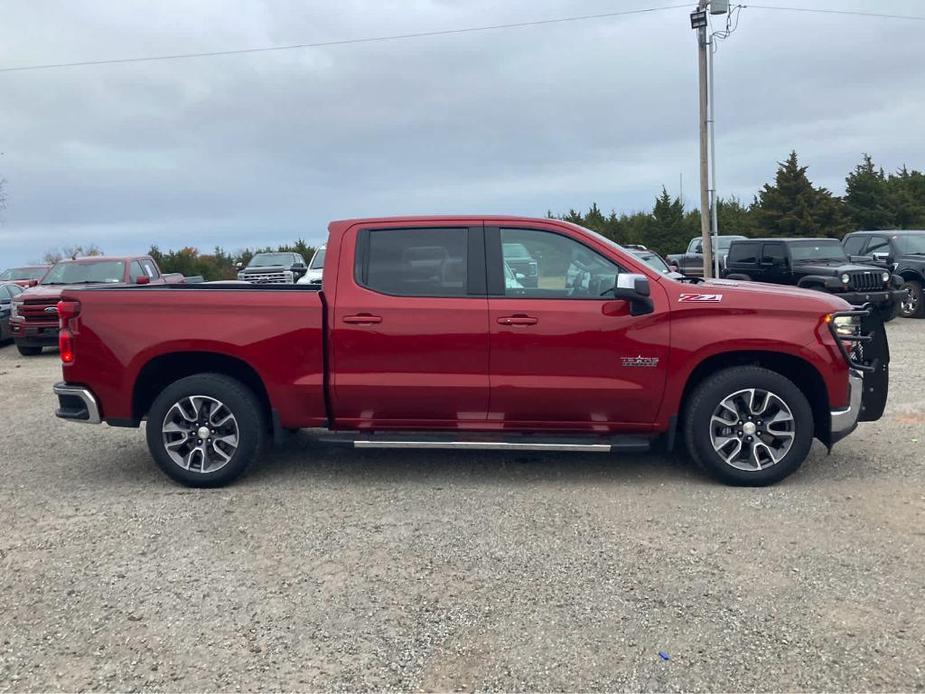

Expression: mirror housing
xmin=234 ymin=261 xmax=243 ymax=270
xmin=609 ymin=273 xmax=654 ymax=316
xmin=136 ymin=275 xmax=150 ymax=285
xmin=871 ymin=251 xmax=893 ymax=264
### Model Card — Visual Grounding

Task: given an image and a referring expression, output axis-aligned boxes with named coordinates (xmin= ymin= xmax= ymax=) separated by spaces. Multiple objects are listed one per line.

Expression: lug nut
xmin=746 ymin=436 xmax=753 ymax=442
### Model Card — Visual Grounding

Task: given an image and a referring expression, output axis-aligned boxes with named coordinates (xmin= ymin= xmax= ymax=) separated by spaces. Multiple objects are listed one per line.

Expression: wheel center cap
xmin=743 ymin=422 xmax=757 ymax=436
xmin=197 ymin=426 xmax=211 ymax=440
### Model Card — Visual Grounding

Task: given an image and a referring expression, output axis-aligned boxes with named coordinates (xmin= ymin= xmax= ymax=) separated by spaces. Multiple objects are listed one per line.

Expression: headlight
xmin=237 ymin=272 xmax=246 ymax=280
xmin=831 ymin=315 xmax=860 ymax=337
xmin=881 ymin=272 xmax=890 ymax=284
xmin=10 ymin=302 xmax=20 ymax=319
xmin=840 ymin=273 xmax=850 ymax=284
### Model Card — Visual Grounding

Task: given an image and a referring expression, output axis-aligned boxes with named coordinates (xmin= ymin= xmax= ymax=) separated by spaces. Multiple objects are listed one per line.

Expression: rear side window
xmin=762 ymin=243 xmax=786 ymax=263
xmin=842 ymin=235 xmax=866 ymax=255
xmin=358 ymin=228 xmax=468 ymax=297
xmin=141 ymin=259 xmax=159 ymax=278
xmin=728 ymin=242 xmax=760 ymax=264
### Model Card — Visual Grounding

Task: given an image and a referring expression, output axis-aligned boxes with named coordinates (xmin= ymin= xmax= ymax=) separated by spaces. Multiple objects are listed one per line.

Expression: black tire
xmin=683 ymin=366 xmax=814 ymax=486
xmin=145 ymin=373 xmax=265 ymax=487
xmin=899 ymin=279 xmax=924 ymax=318
xmin=16 ymin=343 xmax=42 ymax=356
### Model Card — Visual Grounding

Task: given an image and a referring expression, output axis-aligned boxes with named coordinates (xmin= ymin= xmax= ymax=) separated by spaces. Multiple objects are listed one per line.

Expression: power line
xmin=743 ymin=4 xmax=925 ymax=22
xmin=0 ymin=4 xmax=689 ymax=74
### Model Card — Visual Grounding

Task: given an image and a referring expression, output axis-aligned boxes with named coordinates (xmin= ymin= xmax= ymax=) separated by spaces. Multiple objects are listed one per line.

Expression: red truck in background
xmin=51 ymin=216 xmax=890 ymax=487
xmin=0 ymin=265 xmax=50 ymax=288
xmin=11 ymin=255 xmax=187 ymax=356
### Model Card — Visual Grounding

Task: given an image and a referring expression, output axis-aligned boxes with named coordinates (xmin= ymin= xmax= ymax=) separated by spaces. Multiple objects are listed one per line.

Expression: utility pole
xmin=692 ymin=1 xmax=713 ymax=278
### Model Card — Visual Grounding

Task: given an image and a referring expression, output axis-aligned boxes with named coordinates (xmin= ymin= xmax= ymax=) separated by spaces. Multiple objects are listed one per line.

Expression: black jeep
xmin=843 ymin=230 xmax=925 ymax=318
xmin=723 ymin=237 xmax=903 ymax=321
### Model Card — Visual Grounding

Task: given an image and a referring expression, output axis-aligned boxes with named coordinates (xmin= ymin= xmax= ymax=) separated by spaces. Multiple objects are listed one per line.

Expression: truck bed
xmin=59 ymin=283 xmax=327 ymax=428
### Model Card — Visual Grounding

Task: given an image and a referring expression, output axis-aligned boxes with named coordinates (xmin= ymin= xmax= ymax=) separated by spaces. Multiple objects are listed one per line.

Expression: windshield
xmin=634 ymin=251 xmax=671 ymax=274
xmin=41 ymin=260 xmax=125 ymax=284
xmin=894 ymin=233 xmax=925 ymax=255
xmin=0 ymin=266 xmax=46 ymax=281
xmin=249 ymin=253 xmax=293 ymax=268
xmin=309 ymin=249 xmax=326 ymax=269
xmin=716 ymin=237 xmax=744 ymax=252
xmin=789 ymin=240 xmax=849 ymax=262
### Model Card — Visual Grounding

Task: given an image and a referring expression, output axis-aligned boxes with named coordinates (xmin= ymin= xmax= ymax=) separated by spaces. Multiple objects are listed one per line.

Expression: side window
xmin=728 ymin=242 xmax=759 ymax=265
xmin=762 ymin=243 xmax=786 ymax=264
xmin=141 ymin=259 xmax=159 ymax=278
xmin=865 ymin=236 xmax=891 ymax=255
xmin=359 ymin=228 xmax=468 ymax=297
xmin=0 ymin=286 xmax=10 ymax=300
xmin=500 ymin=228 xmax=621 ymax=299
xmin=10 ymin=284 xmax=23 ymax=296
xmin=690 ymin=239 xmax=703 ymax=254
xmin=842 ymin=235 xmax=866 ymax=256
xmin=129 ymin=261 xmax=146 ymax=282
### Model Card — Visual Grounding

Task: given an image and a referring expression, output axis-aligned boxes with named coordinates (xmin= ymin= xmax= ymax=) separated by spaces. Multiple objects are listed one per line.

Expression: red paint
xmin=57 ymin=216 xmax=856 ymax=435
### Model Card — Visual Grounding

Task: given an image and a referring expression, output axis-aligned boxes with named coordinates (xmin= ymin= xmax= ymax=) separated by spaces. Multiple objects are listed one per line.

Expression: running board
xmin=318 ymin=433 xmax=651 ymax=454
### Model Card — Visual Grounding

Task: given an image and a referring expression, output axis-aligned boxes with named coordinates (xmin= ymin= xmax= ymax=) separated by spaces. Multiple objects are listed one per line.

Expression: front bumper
xmin=837 ymin=288 xmax=905 ymax=308
xmin=830 ymin=370 xmax=863 ymax=444
xmin=11 ymin=320 xmax=59 ymax=346
xmin=53 ymin=383 xmax=101 ymax=424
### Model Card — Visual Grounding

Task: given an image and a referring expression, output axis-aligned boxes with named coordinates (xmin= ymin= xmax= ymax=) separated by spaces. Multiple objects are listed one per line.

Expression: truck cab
xmin=666 ymin=235 xmax=746 ymax=277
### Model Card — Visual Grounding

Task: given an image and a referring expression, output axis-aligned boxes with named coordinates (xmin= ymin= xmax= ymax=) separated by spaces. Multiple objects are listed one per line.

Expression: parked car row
xmin=665 ymin=229 xmax=925 ymax=320
xmin=1 ymin=254 xmax=198 ymax=356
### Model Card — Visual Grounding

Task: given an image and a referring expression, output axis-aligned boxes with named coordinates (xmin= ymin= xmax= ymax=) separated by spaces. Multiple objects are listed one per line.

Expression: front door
xmin=486 ymin=225 xmax=669 ymax=430
xmin=330 ymin=223 xmax=490 ymax=428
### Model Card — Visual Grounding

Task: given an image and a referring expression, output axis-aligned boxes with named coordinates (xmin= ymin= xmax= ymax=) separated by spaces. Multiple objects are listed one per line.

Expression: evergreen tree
xmin=887 ymin=166 xmax=925 ymax=228
xmin=716 ymin=196 xmax=756 ymax=236
xmin=753 ymin=151 xmax=850 ymax=238
xmin=845 ymin=154 xmax=894 ymax=230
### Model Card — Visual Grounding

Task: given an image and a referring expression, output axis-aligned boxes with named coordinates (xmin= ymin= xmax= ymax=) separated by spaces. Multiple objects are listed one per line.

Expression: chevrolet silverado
xmin=51 ymin=216 xmax=889 ymax=487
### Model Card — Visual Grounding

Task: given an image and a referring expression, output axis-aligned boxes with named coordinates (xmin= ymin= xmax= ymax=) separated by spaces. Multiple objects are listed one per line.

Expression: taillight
xmin=59 ymin=329 xmax=75 ymax=364
xmin=56 ymin=300 xmax=81 ymax=323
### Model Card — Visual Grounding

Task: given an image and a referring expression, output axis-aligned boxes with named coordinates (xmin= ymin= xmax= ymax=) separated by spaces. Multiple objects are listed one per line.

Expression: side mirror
xmin=235 ymin=262 xmax=243 ymax=270
xmin=28 ymin=280 xmax=39 ymax=287
xmin=872 ymin=251 xmax=893 ymax=264
xmin=136 ymin=276 xmax=150 ymax=285
xmin=610 ymin=273 xmax=654 ymax=316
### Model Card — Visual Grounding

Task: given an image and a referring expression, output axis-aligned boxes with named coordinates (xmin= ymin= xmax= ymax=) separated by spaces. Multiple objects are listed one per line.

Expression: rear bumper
xmin=830 ymin=370 xmax=863 ymax=445
xmin=53 ymin=383 xmax=101 ymax=424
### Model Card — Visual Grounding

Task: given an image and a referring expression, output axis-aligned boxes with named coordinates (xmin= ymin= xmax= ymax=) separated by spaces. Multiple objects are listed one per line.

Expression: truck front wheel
xmin=899 ymin=280 xmax=924 ymax=318
xmin=684 ymin=366 xmax=814 ymax=486
xmin=145 ymin=373 xmax=265 ymax=487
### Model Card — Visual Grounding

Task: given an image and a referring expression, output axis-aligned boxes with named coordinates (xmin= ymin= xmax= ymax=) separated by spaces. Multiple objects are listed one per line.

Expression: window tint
xmin=865 ymin=236 xmax=891 ymax=255
xmin=361 ymin=228 xmax=468 ymax=297
xmin=762 ymin=243 xmax=786 ymax=263
xmin=500 ymin=228 xmax=621 ymax=298
xmin=842 ymin=235 xmax=866 ymax=255
xmin=728 ymin=242 xmax=760 ymax=264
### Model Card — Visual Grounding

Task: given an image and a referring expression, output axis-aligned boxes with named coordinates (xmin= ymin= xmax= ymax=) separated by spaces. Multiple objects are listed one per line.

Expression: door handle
xmin=497 ymin=315 xmax=538 ymax=326
xmin=343 ymin=314 xmax=382 ymax=325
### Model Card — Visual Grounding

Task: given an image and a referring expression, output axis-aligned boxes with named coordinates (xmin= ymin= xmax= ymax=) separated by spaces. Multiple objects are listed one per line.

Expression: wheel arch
xmin=679 ymin=350 xmax=831 ymax=447
xmin=132 ymin=351 xmax=272 ymax=426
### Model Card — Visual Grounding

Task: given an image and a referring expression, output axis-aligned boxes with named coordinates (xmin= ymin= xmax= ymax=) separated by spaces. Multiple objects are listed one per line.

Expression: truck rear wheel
xmin=145 ymin=373 xmax=265 ymax=487
xmin=684 ymin=366 xmax=814 ymax=486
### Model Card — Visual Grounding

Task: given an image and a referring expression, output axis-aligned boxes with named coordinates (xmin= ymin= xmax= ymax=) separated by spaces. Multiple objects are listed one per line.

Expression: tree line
xmin=33 ymin=151 xmax=924 ymax=276
xmin=554 ymin=151 xmax=925 ymax=256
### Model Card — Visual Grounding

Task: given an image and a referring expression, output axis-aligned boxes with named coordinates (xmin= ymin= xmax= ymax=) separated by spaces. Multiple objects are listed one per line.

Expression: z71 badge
xmin=678 ymin=293 xmax=724 ymax=303
xmin=621 ymin=356 xmax=660 ymax=368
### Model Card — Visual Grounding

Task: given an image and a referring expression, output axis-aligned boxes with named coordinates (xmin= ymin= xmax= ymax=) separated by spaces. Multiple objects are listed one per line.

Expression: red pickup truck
xmin=52 ymin=216 xmax=889 ymax=487
xmin=11 ymin=255 xmax=185 ymax=355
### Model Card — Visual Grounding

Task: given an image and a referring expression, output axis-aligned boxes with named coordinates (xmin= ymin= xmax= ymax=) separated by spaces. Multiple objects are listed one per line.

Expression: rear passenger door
xmin=330 ymin=223 xmax=490 ymax=427
xmin=760 ymin=242 xmax=789 ymax=284
xmin=727 ymin=241 xmax=760 ymax=280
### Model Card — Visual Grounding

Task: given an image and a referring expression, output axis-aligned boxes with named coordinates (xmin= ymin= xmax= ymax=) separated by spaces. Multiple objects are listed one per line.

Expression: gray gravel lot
xmin=0 ymin=321 xmax=923 ymax=692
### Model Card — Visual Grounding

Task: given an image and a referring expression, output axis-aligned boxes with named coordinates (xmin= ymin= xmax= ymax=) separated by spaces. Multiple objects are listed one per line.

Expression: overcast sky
xmin=1 ymin=0 xmax=923 ymax=266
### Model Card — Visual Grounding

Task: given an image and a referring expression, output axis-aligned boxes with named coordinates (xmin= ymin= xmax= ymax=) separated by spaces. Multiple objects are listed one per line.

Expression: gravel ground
xmin=0 ymin=321 xmax=923 ymax=692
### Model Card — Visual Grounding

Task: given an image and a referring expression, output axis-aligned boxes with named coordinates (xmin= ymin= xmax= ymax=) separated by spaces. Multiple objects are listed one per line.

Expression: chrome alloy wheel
xmin=709 ymin=388 xmax=795 ymax=471
xmin=901 ymin=286 xmax=919 ymax=316
xmin=161 ymin=395 xmax=239 ymax=473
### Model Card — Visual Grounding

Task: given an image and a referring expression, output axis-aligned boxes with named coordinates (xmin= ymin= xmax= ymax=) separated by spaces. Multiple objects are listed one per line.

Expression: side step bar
xmin=318 ymin=433 xmax=651 ymax=454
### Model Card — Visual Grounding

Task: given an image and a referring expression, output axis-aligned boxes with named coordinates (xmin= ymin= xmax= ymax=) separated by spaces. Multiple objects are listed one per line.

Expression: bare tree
xmin=42 ymin=244 xmax=104 ymax=264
